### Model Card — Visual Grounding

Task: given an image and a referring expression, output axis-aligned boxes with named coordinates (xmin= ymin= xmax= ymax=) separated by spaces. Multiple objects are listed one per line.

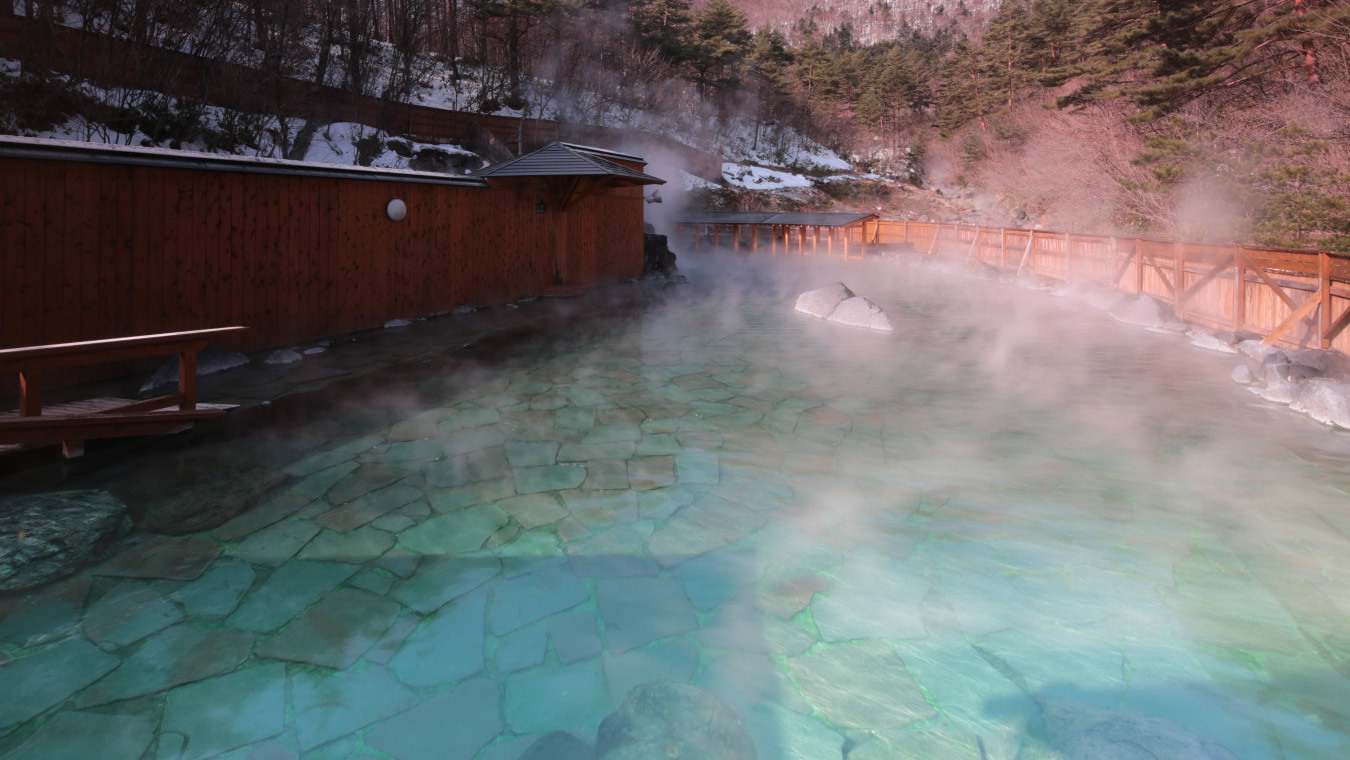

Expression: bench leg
xmin=178 ymin=351 xmax=197 ymax=411
xmin=62 ymin=439 xmax=84 ymax=459
xmin=19 ymin=368 xmax=41 ymax=416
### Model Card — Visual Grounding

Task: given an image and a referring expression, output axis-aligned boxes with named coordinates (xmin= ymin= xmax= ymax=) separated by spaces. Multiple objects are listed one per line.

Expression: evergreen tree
xmin=686 ymin=0 xmax=751 ymax=97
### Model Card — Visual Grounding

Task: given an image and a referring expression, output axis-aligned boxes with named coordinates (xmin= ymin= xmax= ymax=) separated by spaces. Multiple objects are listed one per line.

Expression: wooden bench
xmin=0 ymin=326 xmax=248 ymax=458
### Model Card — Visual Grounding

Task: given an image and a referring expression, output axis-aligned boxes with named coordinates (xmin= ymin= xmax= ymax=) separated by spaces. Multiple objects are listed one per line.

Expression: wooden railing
xmin=874 ymin=221 xmax=1350 ymax=353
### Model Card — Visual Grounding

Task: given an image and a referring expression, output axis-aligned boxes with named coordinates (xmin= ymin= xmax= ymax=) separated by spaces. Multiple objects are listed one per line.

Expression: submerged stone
xmin=227 ymin=517 xmax=322 ymax=567
xmin=388 ymin=555 xmax=501 ymax=613
xmin=296 ymin=526 xmax=396 ymax=563
xmin=788 ymin=638 xmax=936 ymax=729
xmin=496 ymin=624 xmax=548 ymax=672
xmin=170 ymin=558 xmax=256 ymax=618
xmin=83 ymin=582 xmax=184 ymax=648
xmin=2 ymin=710 xmax=154 ymax=760
xmin=504 ymin=660 xmax=612 ymax=734
xmin=603 ymin=639 xmax=700 ymax=705
xmin=514 ymin=464 xmax=588 ymax=494
xmin=224 ymin=561 xmax=357 ymax=633
xmin=487 ymin=566 xmax=590 ymax=635
xmin=96 ymin=534 xmax=222 ymax=581
xmin=0 ymin=490 xmax=131 ymax=591
xmin=0 ymin=637 xmax=119 ymax=729
xmin=387 ymin=590 xmax=488 ymax=688
xmin=366 ymin=679 xmax=502 ymax=760
xmin=828 ymin=296 xmax=894 ymax=331
xmin=795 ymin=282 xmax=855 ymax=318
xmin=290 ymin=666 xmax=416 ymax=751
xmin=161 ymin=664 xmax=286 ymax=760
xmin=398 ymin=504 xmax=511 ymax=555
xmin=256 ymin=588 xmax=401 ymax=669
xmin=78 ymin=623 xmax=254 ymax=706
xmin=497 ymin=493 xmax=569 ymax=529
xmin=596 ymin=576 xmax=697 ymax=653
xmin=520 ymin=732 xmax=595 ymax=760
xmin=595 ymin=681 xmax=756 ymax=760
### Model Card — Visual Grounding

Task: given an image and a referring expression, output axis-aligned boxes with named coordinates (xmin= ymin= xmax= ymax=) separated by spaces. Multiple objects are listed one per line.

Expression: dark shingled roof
xmin=475 ymin=142 xmax=665 ymax=185
xmin=677 ymin=211 xmax=877 ymax=227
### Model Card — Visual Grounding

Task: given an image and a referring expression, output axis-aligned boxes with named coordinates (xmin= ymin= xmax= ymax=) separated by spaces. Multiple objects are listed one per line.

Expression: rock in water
xmin=264 ymin=349 xmax=303 ymax=365
xmin=1236 ymin=339 xmax=1284 ymax=361
xmin=1037 ymin=699 xmax=1238 ymax=760
xmin=1231 ymin=364 xmax=1256 ymax=385
xmin=520 ymin=732 xmax=594 ymax=760
xmin=384 ymin=318 xmax=412 ymax=328
xmin=1290 ymin=379 xmax=1350 ymax=429
xmin=1108 ymin=294 xmax=1182 ymax=329
xmin=140 ymin=345 xmax=248 ymax=393
xmin=0 ymin=491 xmax=132 ymax=591
xmin=828 ymin=297 xmax=894 ymax=332
xmin=795 ymin=282 xmax=855 ymax=319
xmin=596 ymin=681 xmax=756 ymax=760
xmin=643 ymin=233 xmax=678 ymax=277
xmin=1189 ymin=331 xmax=1238 ymax=354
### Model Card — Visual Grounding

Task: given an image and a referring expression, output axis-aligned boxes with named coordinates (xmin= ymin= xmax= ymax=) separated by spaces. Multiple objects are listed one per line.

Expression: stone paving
xmin=3 ymin=256 xmax=1350 ymax=759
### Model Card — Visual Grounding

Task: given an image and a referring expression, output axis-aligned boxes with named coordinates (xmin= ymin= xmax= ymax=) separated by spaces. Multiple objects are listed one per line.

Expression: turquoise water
xmin=2 ymin=252 xmax=1349 ymax=759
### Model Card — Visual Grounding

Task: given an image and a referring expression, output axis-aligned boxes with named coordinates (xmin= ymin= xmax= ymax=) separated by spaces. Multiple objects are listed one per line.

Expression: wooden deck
xmin=0 ymin=398 xmax=237 ymax=456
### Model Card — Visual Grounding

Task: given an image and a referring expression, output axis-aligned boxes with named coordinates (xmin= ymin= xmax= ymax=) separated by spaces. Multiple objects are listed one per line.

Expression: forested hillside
xmin=3 ymin=0 xmax=1348 ymax=250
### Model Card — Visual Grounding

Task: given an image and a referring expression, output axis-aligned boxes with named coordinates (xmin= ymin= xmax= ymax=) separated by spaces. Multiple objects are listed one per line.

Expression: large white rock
xmin=264 ymin=349 xmax=303 ymax=365
xmin=795 ymin=282 xmax=855 ymax=319
xmin=1108 ymin=294 xmax=1183 ymax=329
xmin=1188 ymin=331 xmax=1238 ymax=354
xmin=827 ymin=296 xmax=895 ymax=331
xmin=1236 ymin=339 xmax=1284 ymax=361
xmin=1290 ymin=379 xmax=1350 ymax=429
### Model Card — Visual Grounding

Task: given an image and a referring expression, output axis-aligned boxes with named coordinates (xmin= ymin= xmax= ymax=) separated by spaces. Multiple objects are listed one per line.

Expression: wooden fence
xmin=874 ymin=221 xmax=1350 ymax=353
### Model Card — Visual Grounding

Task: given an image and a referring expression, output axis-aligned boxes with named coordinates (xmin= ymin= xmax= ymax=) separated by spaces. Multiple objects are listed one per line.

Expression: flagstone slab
xmin=696 ymin=603 xmax=815 ymax=656
xmin=529 ymin=394 xmax=568 ymax=410
xmin=493 ymin=529 xmax=568 ymax=578
xmin=398 ymin=504 xmax=511 ymax=555
xmin=514 ymin=465 xmax=588 ymax=494
xmin=753 ymin=572 xmax=828 ymax=619
xmin=694 ymin=652 xmax=813 ymax=717
xmin=366 ymin=679 xmax=503 ymax=760
xmin=97 ymin=535 xmax=222 ymax=581
xmin=317 ymin=483 xmax=422 ymax=532
xmin=559 ymin=490 xmax=639 ymax=529
xmin=388 ymin=591 xmax=488 ymax=688
xmin=0 ymin=574 xmax=91 ymax=648
xmin=2 ymin=710 xmax=154 ymax=760
xmin=228 ymin=517 xmax=322 ymax=567
xmin=626 ymin=456 xmax=675 ymax=491
xmin=555 ymin=407 xmax=595 ymax=431
xmin=376 ymin=547 xmax=422 ymax=578
xmin=673 ymin=549 xmax=767 ymax=612
xmin=788 ymin=638 xmax=936 ymax=729
xmin=349 ymin=568 xmax=396 ymax=595
xmin=84 ymin=583 xmax=184 ymax=648
xmin=0 ymin=637 xmax=119 ymax=729
xmin=580 ymin=424 xmax=641 ymax=445
xmin=324 ymin=464 xmax=408 ymax=506
xmin=285 ymin=438 xmax=379 ymax=478
xmin=225 ymin=561 xmax=358 ymax=633
xmin=487 ymin=567 xmax=590 ymax=635
xmin=566 ymin=525 xmax=658 ymax=578
xmin=596 ymin=577 xmax=697 ymax=654
xmin=368 ymin=440 xmax=444 ymax=464
xmin=505 ymin=442 xmax=560 ymax=467
xmin=429 ymin=478 xmax=515 ymax=513
xmin=544 ymin=612 xmax=602 ymax=664
xmin=441 ymin=408 xmax=503 ymax=431
xmin=256 ymin=588 xmax=400 ymax=669
xmin=504 ymin=660 xmax=612 ymax=735
xmin=682 ymin=496 xmax=766 ymax=543
xmin=741 ymin=702 xmax=847 ymax=760
xmin=389 ymin=556 xmax=501 ymax=613
xmin=296 ymin=527 xmax=396 ymax=563
xmin=583 ymin=459 xmax=630 ymax=490
xmin=440 ymin=426 xmax=507 ymax=457
xmin=559 ymin=386 xmax=610 ymax=407
xmin=291 ymin=462 xmax=360 ymax=500
xmin=170 ymin=559 xmax=256 ymax=618
xmin=364 ymin=613 xmax=420 ymax=666
xmin=811 ymin=554 xmax=930 ymax=641
xmin=161 ymin=664 xmax=287 ymax=760
xmin=370 ymin=513 xmax=416 ymax=533
xmin=647 ymin=516 xmax=726 ymax=567
xmin=636 ymin=487 xmax=697 ymax=522
xmin=78 ymin=624 xmax=254 ymax=706
xmin=423 ymin=447 xmax=511 ymax=490
xmin=497 ymin=493 xmax=568 ymax=529
xmin=602 ymin=638 xmax=700 ymax=705
xmin=675 ymin=454 xmax=720 ymax=484
xmin=557 ymin=442 xmax=637 ymax=462
xmin=496 ymin=624 xmax=548 ymax=672
xmin=634 ymin=434 xmax=682 ymax=456
xmin=290 ymin=666 xmax=416 ymax=751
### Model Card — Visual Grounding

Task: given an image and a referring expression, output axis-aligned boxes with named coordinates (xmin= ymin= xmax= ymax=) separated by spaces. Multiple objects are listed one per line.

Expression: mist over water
xmin=4 ymin=247 xmax=1349 ymax=759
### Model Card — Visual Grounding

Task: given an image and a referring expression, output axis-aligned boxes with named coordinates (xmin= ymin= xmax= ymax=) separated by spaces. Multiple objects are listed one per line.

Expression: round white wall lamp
xmin=386 ymin=199 xmax=407 ymax=221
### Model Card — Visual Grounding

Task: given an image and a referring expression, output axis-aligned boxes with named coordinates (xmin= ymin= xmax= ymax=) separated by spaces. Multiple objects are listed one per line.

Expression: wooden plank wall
xmin=0 ymin=157 xmax=645 ymax=377
xmin=875 ymin=220 xmax=1350 ymax=354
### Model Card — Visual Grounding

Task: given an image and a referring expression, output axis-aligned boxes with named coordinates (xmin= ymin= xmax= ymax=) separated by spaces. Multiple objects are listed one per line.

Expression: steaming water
xmin=2 ymin=251 xmax=1349 ymax=759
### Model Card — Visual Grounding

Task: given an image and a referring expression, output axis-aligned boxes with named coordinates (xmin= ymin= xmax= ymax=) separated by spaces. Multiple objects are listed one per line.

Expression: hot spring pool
xmin=2 ymin=252 xmax=1348 ymax=760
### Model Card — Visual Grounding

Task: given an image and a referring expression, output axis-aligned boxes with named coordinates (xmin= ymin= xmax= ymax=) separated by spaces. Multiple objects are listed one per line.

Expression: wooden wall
xmin=0 ymin=153 xmax=646 ymax=363
xmin=875 ymin=221 xmax=1350 ymax=354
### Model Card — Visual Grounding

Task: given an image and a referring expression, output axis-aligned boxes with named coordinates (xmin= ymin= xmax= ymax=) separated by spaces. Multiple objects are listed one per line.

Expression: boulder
xmin=140 ymin=345 xmax=248 ymax=393
xmin=0 ymin=491 xmax=132 ymax=591
xmin=1263 ymin=360 xmax=1321 ymax=384
xmin=1037 ymin=699 xmax=1238 ymax=760
xmin=1290 ymin=379 xmax=1350 ymax=429
xmin=794 ymin=282 xmax=854 ymax=319
xmin=1283 ymin=348 xmax=1350 ymax=380
xmin=1249 ymin=377 xmax=1297 ymax=405
xmin=1236 ymin=340 xmax=1285 ymax=361
xmin=384 ymin=318 xmax=412 ymax=328
xmin=1188 ymin=331 xmax=1238 ymax=354
xmin=264 ymin=349 xmax=303 ymax=365
xmin=828 ymin=297 xmax=895 ymax=332
xmin=1231 ymin=364 xmax=1256 ymax=385
xmin=520 ymin=732 xmax=594 ymax=760
xmin=643 ymin=233 xmax=678 ymax=277
xmin=1108 ymin=295 xmax=1183 ymax=330
xmin=595 ymin=681 xmax=756 ymax=760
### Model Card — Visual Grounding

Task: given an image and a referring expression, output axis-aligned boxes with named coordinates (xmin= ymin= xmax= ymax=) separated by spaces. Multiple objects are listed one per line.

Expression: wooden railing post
xmin=1064 ymin=231 xmax=1072 ymax=280
xmin=1017 ymin=230 xmax=1035 ymax=276
xmin=902 ymin=220 xmax=909 ymax=246
xmin=1001 ymin=227 xmax=1007 ymax=268
xmin=1134 ymin=239 xmax=1144 ymax=293
xmin=1233 ymin=247 xmax=1245 ymax=330
xmin=18 ymin=368 xmax=41 ymax=416
xmin=1320 ymin=251 xmax=1332 ymax=349
xmin=928 ymin=223 xmax=941 ymax=256
xmin=1174 ymin=240 xmax=1184 ymax=312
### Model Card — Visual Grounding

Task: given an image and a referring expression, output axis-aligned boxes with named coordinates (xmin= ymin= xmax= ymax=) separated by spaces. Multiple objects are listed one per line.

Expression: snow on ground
xmin=722 ymin=163 xmax=813 ymax=190
xmin=682 ymin=170 xmax=719 ymax=191
xmin=306 ymin=122 xmax=476 ymax=171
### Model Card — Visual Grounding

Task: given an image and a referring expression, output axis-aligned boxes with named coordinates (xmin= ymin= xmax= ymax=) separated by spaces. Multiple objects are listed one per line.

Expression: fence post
xmin=1134 ymin=239 xmax=1144 ymax=293
xmin=902 ymin=221 xmax=909 ymax=247
xmin=1320 ymin=251 xmax=1332 ymax=349
xmin=1001 ymin=227 xmax=1007 ymax=268
xmin=1174 ymin=240 xmax=1184 ymax=312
